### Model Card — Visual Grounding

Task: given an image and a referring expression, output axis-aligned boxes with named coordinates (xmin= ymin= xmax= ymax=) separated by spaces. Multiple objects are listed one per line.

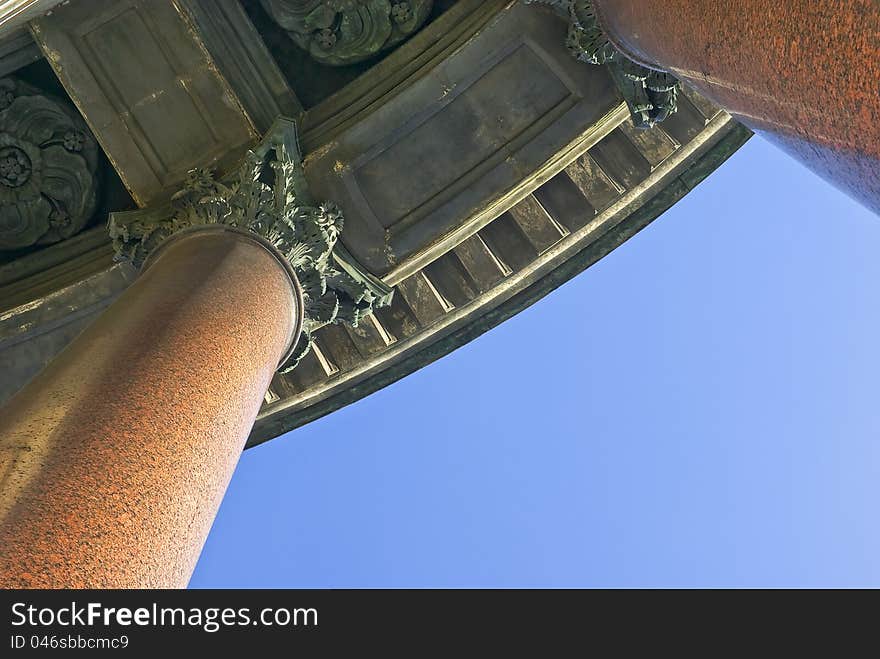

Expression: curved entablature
xmin=0 ymin=0 xmax=751 ymax=444
xmin=251 ymin=96 xmax=749 ymax=446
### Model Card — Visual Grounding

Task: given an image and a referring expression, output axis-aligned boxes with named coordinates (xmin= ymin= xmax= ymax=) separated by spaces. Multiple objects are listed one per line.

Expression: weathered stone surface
xmin=0 ymin=77 xmax=100 ymax=249
xmin=178 ymin=0 xmax=303 ymax=133
xmin=0 ymin=28 xmax=41 ymax=78
xmin=0 ymin=1 xmax=63 ymax=38
xmin=0 ymin=264 xmax=128 ymax=407
xmin=296 ymin=0 xmax=504 ymax=146
xmin=303 ymin=1 xmax=624 ymax=281
xmin=31 ymin=0 xmax=258 ymax=206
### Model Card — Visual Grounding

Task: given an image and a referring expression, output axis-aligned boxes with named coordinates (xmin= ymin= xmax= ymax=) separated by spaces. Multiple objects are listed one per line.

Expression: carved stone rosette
xmin=525 ymin=0 xmax=680 ymax=129
xmin=109 ymin=118 xmax=393 ymax=373
xmin=0 ymin=77 xmax=100 ymax=250
xmin=260 ymin=0 xmax=434 ymax=66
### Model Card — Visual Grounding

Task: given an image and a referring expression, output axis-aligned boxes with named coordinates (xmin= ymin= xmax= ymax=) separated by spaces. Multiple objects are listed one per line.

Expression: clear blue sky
xmin=191 ymin=134 xmax=880 ymax=588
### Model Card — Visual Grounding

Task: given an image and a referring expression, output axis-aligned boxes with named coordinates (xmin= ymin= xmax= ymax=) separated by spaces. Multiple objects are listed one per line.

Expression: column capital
xmin=109 ymin=117 xmax=393 ymax=373
xmin=525 ymin=0 xmax=681 ymax=129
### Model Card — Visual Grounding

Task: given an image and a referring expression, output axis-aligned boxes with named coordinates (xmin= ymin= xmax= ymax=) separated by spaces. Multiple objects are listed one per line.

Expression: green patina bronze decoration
xmin=525 ymin=0 xmax=680 ymax=129
xmin=260 ymin=0 xmax=434 ymax=66
xmin=0 ymin=77 xmax=100 ymax=250
xmin=109 ymin=118 xmax=393 ymax=373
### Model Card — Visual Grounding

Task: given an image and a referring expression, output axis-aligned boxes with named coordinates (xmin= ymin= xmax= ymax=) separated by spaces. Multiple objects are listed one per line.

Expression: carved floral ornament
xmin=525 ymin=0 xmax=681 ymax=129
xmin=109 ymin=118 xmax=393 ymax=373
xmin=0 ymin=77 xmax=100 ymax=250
xmin=260 ymin=0 xmax=434 ymax=66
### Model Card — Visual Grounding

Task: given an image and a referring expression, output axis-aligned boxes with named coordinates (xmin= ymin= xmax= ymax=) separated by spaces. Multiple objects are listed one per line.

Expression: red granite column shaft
xmin=0 ymin=228 xmax=299 ymax=588
xmin=591 ymin=0 xmax=880 ymax=213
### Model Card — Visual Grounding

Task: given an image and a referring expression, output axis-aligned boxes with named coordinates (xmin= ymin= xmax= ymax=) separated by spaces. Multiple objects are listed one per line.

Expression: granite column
xmin=0 ymin=227 xmax=302 ymax=587
xmin=591 ymin=0 xmax=880 ymax=213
